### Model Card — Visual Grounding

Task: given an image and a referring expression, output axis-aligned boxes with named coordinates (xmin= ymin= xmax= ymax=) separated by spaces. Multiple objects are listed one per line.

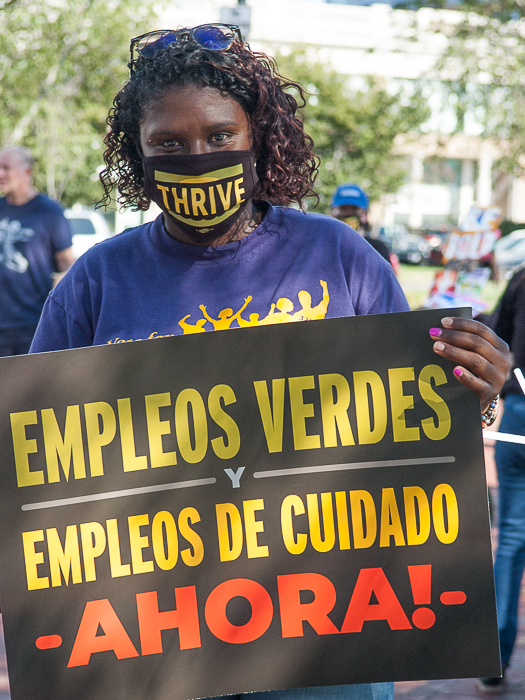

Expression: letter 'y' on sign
xmin=224 ymin=467 xmax=245 ymax=488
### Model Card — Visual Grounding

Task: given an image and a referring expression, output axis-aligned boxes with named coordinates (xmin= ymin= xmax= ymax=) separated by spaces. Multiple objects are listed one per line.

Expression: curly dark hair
xmin=99 ymin=39 xmax=319 ymax=211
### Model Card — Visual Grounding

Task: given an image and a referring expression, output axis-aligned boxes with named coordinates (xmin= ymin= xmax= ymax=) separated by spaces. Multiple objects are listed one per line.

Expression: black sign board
xmin=0 ymin=309 xmax=500 ymax=700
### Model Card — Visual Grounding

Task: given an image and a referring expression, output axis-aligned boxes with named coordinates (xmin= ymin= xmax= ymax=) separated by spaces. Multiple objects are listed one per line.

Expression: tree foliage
xmin=274 ymin=50 xmax=430 ymax=210
xmin=437 ymin=1 xmax=525 ymax=174
xmin=0 ymin=0 xmax=159 ymax=206
xmin=1 ymin=5 xmax=429 ymax=211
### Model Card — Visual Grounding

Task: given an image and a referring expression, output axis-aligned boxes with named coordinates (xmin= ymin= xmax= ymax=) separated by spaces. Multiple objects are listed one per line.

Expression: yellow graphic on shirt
xmin=178 ymin=316 xmax=207 ymax=334
xmin=294 ymin=283 xmax=330 ymax=321
xmin=180 ymin=280 xmax=329 ymax=334
xmin=107 ymin=281 xmax=329 ymax=343
xmin=199 ymin=297 xmax=252 ymax=330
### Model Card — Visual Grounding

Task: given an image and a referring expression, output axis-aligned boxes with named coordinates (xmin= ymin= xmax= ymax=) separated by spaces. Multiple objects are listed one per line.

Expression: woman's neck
xmin=163 ymin=201 xmax=265 ymax=247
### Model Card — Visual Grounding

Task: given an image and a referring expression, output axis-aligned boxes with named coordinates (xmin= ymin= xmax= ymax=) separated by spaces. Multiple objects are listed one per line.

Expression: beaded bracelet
xmin=481 ymin=395 xmax=499 ymax=429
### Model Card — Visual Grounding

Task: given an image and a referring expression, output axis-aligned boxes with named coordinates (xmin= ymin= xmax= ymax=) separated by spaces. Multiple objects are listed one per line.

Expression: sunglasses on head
xmin=129 ymin=24 xmax=243 ymax=74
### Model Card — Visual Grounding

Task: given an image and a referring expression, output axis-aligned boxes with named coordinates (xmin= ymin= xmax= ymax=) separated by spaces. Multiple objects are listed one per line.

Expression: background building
xmin=163 ymin=0 xmax=525 ymax=229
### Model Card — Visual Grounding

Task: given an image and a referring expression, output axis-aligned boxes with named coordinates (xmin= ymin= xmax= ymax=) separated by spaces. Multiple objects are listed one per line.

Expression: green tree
xmin=0 ymin=0 xmax=159 ymax=207
xmin=275 ymin=50 xmax=430 ymax=210
xmin=437 ymin=1 xmax=525 ymax=175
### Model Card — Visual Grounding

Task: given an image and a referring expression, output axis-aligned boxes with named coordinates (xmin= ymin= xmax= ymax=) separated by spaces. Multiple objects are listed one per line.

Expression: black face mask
xmin=340 ymin=216 xmax=361 ymax=231
xmin=142 ymin=150 xmax=259 ymax=243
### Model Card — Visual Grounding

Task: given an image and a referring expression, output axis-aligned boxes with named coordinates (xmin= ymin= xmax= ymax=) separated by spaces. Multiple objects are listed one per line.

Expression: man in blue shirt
xmin=0 ymin=146 xmax=75 ymax=355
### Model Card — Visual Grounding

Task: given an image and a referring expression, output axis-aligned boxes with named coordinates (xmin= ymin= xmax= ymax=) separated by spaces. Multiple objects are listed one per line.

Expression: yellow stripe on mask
xmin=155 ymin=163 xmax=243 ymax=184
xmin=168 ymin=204 xmax=240 ymax=228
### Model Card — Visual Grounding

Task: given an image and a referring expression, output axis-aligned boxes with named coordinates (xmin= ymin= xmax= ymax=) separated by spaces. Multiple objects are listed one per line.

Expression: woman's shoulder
xmin=76 ymin=218 xmax=156 ymax=263
xmin=275 ymin=206 xmax=385 ymax=259
xmin=275 ymin=205 xmax=363 ymax=240
xmin=50 ymin=219 xmax=156 ymax=297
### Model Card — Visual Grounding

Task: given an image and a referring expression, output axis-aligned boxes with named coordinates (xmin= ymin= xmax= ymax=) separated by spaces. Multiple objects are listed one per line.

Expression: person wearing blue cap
xmin=331 ymin=183 xmax=393 ymax=266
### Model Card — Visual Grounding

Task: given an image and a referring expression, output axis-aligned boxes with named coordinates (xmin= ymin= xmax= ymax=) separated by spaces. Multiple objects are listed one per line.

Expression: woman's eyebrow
xmin=206 ymin=121 xmax=242 ymax=129
xmin=147 ymin=122 xmax=241 ymax=138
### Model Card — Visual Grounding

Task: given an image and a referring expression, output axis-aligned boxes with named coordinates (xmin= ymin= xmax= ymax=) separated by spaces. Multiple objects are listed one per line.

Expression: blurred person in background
xmin=0 ymin=146 xmax=74 ymax=356
xmin=331 ymin=183 xmax=397 ymax=271
xmin=478 ymin=266 xmax=525 ymax=692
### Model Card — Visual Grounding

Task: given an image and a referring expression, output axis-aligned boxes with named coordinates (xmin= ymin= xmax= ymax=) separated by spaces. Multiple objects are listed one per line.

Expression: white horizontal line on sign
xmin=21 ymin=477 xmax=217 ymax=511
xmin=253 ymin=456 xmax=456 ymax=479
xmin=483 ymin=430 xmax=525 ymax=446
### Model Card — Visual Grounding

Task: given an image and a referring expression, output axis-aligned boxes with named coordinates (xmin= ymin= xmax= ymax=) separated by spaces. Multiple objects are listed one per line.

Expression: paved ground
xmin=394 ymin=478 xmax=525 ymax=700
xmin=393 ymin=592 xmax=525 ymax=700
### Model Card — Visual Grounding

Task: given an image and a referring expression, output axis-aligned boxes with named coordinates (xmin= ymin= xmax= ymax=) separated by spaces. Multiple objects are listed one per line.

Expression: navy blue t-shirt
xmin=0 ymin=193 xmax=72 ymax=330
xmin=30 ymin=204 xmax=408 ymax=352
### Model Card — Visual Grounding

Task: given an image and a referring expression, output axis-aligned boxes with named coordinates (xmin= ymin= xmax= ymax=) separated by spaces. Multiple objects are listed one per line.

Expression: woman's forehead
xmin=142 ymin=84 xmax=249 ymax=124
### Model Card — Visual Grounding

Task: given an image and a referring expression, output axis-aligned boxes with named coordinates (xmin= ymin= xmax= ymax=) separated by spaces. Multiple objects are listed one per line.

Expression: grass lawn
xmin=397 ymin=264 xmax=506 ymax=313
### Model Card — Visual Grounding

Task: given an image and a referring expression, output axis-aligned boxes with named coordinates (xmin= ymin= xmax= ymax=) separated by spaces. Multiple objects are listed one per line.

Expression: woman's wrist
xmin=481 ymin=395 xmax=499 ymax=428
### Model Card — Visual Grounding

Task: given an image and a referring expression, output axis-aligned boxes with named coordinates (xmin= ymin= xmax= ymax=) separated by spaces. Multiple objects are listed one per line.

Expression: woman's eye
xmin=160 ymin=139 xmax=181 ymax=149
xmin=211 ymin=133 xmax=230 ymax=143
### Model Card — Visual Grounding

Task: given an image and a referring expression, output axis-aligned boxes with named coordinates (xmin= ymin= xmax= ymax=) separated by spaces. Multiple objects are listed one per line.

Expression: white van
xmin=64 ymin=206 xmax=113 ymax=259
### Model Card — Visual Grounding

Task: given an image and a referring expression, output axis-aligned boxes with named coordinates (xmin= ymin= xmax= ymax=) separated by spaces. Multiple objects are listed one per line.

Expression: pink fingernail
xmin=429 ymin=328 xmax=442 ymax=337
xmin=453 ymin=367 xmax=462 ymax=377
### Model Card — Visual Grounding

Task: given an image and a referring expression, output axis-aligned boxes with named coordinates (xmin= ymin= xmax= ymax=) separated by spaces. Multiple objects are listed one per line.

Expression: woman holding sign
xmin=30 ymin=22 xmax=509 ymax=699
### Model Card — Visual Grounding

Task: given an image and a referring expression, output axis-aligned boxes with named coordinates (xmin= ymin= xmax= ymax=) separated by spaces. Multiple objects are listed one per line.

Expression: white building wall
xmin=163 ymin=0 xmax=455 ymax=80
xmin=158 ymin=0 xmax=524 ymax=225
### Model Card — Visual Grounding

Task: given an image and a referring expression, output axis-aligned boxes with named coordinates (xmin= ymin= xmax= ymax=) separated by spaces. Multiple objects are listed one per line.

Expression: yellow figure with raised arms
xmin=178 ymin=315 xmax=207 ymax=334
xmin=175 ymin=281 xmax=331 ymax=334
xmin=293 ymin=280 xmax=329 ymax=320
xmin=199 ymin=297 xmax=252 ymax=330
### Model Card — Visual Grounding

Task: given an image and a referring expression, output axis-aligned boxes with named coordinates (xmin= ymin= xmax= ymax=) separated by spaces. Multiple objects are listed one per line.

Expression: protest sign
xmin=426 ymin=206 xmax=501 ymax=313
xmin=0 ymin=308 xmax=500 ymax=700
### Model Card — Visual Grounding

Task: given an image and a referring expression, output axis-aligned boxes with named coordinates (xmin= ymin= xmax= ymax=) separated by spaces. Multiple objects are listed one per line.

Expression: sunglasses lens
xmin=193 ymin=25 xmax=234 ymax=50
xmin=137 ymin=31 xmax=178 ymax=58
xmin=131 ymin=24 xmax=239 ymax=72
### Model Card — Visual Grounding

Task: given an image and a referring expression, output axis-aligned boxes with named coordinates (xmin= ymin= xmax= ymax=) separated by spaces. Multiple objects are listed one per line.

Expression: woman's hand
xmin=429 ymin=317 xmax=510 ymax=412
